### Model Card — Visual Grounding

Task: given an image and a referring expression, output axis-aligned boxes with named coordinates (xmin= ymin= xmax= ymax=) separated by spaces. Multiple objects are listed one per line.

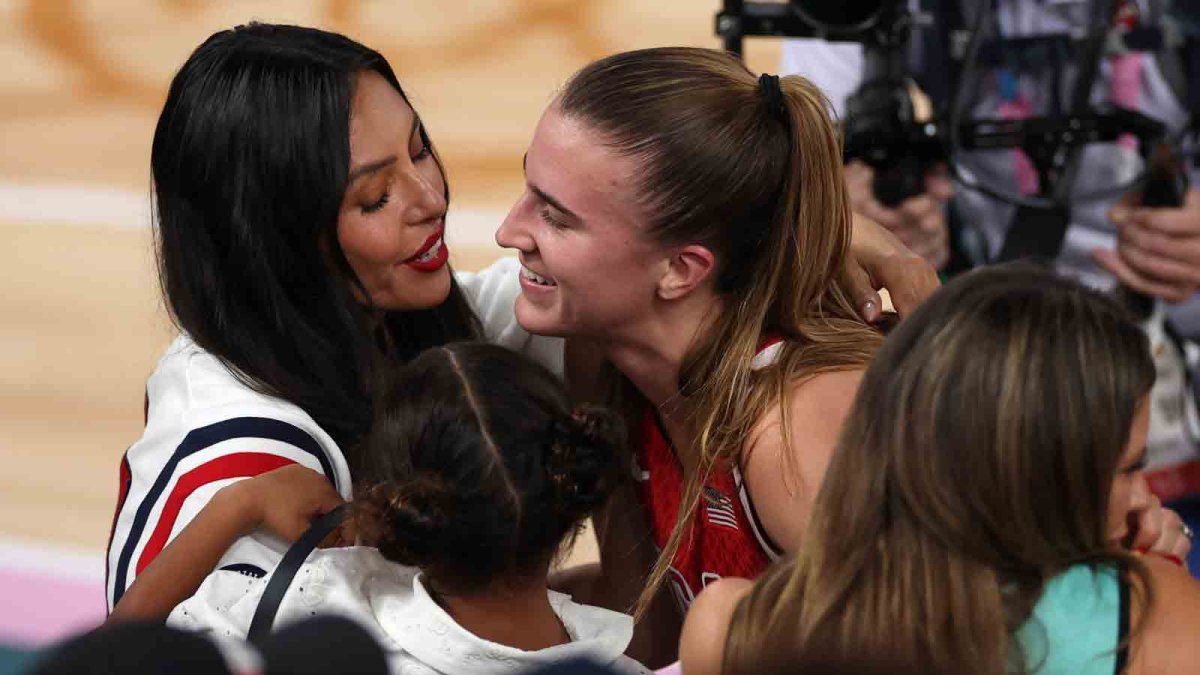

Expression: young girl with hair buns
xmin=112 ymin=342 xmax=650 ymax=674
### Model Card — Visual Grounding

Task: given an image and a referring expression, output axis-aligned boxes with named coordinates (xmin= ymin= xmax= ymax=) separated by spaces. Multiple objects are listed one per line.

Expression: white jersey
xmin=168 ymin=547 xmax=651 ymax=675
xmin=106 ymin=258 xmax=562 ymax=610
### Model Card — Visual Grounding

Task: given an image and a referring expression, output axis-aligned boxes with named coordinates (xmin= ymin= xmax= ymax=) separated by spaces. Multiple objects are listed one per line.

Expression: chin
xmin=514 ymin=295 xmax=572 ymax=337
xmin=376 ymin=269 xmax=453 ymax=311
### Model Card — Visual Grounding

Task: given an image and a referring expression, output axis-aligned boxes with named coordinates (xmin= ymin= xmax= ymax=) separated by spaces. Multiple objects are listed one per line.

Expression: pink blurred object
xmin=997 ymin=97 xmax=1040 ymax=196
xmin=656 ymin=661 xmax=683 ymax=675
xmin=0 ymin=540 xmax=106 ymax=648
xmin=1108 ymin=53 xmax=1143 ymax=151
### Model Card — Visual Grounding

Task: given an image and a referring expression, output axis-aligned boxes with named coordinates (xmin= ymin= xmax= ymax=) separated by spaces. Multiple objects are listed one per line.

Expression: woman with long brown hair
xmin=681 ymin=264 xmax=1200 ymax=674
xmin=495 ymin=47 xmax=897 ymax=662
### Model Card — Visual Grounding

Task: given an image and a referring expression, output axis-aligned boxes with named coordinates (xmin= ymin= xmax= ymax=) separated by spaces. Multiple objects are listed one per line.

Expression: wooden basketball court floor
xmin=0 ymin=0 xmax=782 ymax=652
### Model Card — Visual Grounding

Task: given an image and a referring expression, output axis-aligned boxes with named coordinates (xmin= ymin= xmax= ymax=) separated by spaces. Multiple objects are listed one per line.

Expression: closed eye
xmin=361 ymin=191 xmax=390 ymax=215
xmin=538 ymin=205 xmax=567 ymax=229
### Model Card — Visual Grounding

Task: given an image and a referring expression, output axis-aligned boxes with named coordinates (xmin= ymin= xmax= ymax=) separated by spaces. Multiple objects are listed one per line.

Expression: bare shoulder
xmin=741 ymin=368 xmax=865 ymax=552
xmin=679 ymin=578 xmax=755 ymax=675
xmin=1130 ymin=556 xmax=1200 ymax=674
xmin=747 ymin=368 xmax=865 ymax=445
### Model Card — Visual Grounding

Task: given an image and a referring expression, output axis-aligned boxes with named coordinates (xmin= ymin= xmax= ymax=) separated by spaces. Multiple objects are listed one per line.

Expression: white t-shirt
xmin=168 ymin=547 xmax=651 ymax=675
xmin=106 ymin=258 xmax=562 ymax=611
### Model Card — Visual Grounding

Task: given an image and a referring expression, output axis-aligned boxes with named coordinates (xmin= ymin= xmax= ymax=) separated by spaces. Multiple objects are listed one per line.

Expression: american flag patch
xmin=704 ymin=486 xmax=739 ymax=530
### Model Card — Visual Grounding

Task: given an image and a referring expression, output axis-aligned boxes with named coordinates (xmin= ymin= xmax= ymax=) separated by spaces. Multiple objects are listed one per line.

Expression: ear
xmin=657 ymin=244 xmax=716 ymax=301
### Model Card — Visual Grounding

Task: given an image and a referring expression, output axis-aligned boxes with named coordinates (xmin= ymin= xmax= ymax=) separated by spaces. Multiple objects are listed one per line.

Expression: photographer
xmin=781 ymin=0 xmax=1200 ymax=568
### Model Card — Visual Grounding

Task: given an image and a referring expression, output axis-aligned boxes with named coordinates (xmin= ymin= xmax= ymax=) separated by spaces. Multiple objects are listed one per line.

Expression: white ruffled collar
xmin=312 ymin=548 xmax=635 ymax=675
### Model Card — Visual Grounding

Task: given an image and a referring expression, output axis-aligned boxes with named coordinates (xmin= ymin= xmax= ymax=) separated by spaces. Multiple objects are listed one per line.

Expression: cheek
xmin=1106 ymin=479 xmax=1132 ymax=535
xmin=337 ymin=213 xmax=400 ymax=276
xmin=558 ymin=247 xmax=649 ymax=303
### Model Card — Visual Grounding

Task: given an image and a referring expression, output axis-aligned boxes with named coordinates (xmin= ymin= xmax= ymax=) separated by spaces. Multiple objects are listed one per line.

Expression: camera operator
xmin=781 ymin=0 xmax=1200 ymax=569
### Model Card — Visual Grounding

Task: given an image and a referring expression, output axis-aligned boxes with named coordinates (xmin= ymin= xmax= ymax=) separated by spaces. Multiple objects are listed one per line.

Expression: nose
xmin=395 ymin=165 xmax=446 ymax=226
xmin=1129 ymin=472 xmax=1153 ymax=511
xmin=495 ymin=190 xmax=536 ymax=253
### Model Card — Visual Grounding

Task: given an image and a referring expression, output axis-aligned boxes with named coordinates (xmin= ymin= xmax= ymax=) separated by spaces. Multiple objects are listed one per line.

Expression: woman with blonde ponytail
xmin=681 ymin=265 xmax=1200 ymax=675
xmin=495 ymin=47 xmax=896 ymax=664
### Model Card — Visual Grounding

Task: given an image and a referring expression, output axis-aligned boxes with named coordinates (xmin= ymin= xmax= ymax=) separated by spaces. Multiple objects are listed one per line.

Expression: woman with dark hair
xmin=114 ymin=343 xmax=650 ymax=674
xmin=106 ymin=24 xmax=935 ymax=613
xmin=680 ymin=265 xmax=1200 ymax=674
xmin=105 ymin=23 xmax=557 ymax=612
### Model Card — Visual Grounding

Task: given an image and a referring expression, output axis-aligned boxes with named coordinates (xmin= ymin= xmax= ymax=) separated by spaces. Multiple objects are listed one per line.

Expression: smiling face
xmin=336 ymin=70 xmax=451 ymax=311
xmin=1107 ymin=395 xmax=1153 ymax=544
xmin=494 ymin=105 xmax=671 ymax=338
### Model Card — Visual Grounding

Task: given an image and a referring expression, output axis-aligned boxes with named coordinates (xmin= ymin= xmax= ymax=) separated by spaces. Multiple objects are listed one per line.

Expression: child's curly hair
xmin=351 ymin=342 xmax=625 ymax=592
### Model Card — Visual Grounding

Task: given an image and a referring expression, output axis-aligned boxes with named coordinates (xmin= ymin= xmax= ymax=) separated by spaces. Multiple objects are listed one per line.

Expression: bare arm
xmin=679 ymin=577 xmax=753 ymax=675
xmin=109 ymin=465 xmax=343 ymax=623
xmin=741 ymin=369 xmax=863 ymax=553
xmin=847 ymin=213 xmax=940 ymax=322
xmin=1130 ymin=555 xmax=1200 ymax=674
xmin=109 ymin=484 xmax=256 ymax=623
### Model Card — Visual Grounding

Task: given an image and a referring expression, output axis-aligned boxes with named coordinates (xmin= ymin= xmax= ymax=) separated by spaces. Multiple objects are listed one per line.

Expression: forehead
xmin=526 ymin=105 xmax=646 ymax=232
xmin=348 ymin=70 xmax=415 ymax=158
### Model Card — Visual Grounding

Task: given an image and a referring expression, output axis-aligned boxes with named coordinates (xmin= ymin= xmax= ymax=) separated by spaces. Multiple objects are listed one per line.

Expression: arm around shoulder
xmin=679 ymin=577 xmax=753 ymax=675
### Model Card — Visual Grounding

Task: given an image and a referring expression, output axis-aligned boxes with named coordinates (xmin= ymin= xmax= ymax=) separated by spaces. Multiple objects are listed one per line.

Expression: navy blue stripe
xmin=105 ymin=454 xmax=133 ymax=611
xmin=219 ymin=563 xmax=268 ymax=579
xmin=111 ymin=417 xmax=338 ymax=607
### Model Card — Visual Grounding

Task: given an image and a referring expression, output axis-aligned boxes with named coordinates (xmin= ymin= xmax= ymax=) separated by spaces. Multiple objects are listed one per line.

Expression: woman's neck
xmin=432 ymin=575 xmax=570 ymax=652
xmin=602 ymin=293 xmax=722 ymax=414
xmin=600 ymin=293 xmax=722 ymax=469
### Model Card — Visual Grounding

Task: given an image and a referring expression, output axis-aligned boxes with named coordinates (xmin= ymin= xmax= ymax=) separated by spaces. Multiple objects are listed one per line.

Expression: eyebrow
xmin=522 ymin=153 xmax=581 ymax=222
xmin=347 ymin=114 xmax=424 ymax=184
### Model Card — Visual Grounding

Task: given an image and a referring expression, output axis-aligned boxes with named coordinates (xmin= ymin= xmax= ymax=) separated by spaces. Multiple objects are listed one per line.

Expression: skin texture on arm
xmin=741 ymin=369 xmax=864 ymax=553
xmin=108 ymin=465 xmax=343 ymax=623
xmin=846 ymin=213 xmax=941 ymax=322
xmin=589 ymin=478 xmax=684 ymax=668
xmin=1129 ymin=555 xmax=1200 ymax=674
xmin=678 ymin=577 xmax=754 ymax=675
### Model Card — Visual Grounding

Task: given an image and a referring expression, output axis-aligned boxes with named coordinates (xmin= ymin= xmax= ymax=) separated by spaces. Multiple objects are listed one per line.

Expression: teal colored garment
xmin=1012 ymin=565 xmax=1124 ymax=674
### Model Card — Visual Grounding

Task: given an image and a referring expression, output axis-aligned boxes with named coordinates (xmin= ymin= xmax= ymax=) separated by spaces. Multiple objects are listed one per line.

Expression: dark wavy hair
xmin=353 ymin=343 xmax=625 ymax=592
xmin=152 ymin=23 xmax=480 ymax=454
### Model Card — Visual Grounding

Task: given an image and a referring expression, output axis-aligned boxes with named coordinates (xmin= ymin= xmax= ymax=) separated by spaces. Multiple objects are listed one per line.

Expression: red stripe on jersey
xmin=135 ymin=452 xmax=296 ymax=575
xmin=105 ymin=453 xmax=133 ymax=610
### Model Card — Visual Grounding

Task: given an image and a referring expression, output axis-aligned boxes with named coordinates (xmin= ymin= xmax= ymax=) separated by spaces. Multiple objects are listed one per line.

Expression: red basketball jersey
xmin=633 ymin=338 xmax=786 ymax=611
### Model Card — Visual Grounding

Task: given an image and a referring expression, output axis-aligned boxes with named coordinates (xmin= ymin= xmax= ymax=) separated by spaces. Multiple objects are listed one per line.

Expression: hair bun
xmin=547 ymin=404 xmax=626 ymax=513
xmin=353 ymin=475 xmax=455 ymax=568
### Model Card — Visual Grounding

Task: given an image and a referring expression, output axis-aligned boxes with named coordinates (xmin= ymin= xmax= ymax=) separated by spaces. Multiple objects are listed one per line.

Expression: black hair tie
xmin=758 ymin=73 xmax=787 ymax=124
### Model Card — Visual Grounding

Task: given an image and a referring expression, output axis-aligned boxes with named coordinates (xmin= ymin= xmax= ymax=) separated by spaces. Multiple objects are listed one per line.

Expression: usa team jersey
xmin=106 ymin=258 xmax=563 ymax=611
xmin=634 ymin=339 xmax=786 ymax=611
xmin=104 ymin=334 xmax=353 ymax=611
